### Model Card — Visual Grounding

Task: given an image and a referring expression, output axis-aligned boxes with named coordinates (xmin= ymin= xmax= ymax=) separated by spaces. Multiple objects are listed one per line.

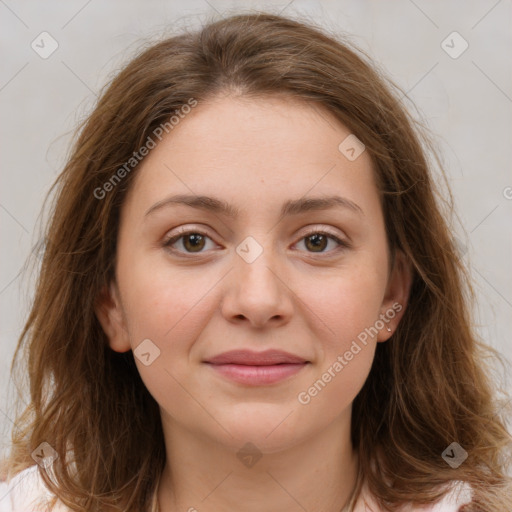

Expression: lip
xmin=203 ymin=349 xmax=310 ymax=386
xmin=204 ymin=349 xmax=309 ymax=365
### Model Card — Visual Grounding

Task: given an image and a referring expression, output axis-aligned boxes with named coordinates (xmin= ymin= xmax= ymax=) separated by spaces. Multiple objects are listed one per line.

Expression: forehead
xmin=123 ymin=95 xmax=379 ymax=221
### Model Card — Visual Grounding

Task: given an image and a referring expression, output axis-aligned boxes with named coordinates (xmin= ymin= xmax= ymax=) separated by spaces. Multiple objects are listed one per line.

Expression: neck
xmin=157 ymin=410 xmax=359 ymax=512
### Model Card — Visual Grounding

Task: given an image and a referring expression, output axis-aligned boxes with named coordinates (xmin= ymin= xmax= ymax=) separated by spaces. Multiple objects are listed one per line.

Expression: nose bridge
xmin=234 ymin=233 xmax=282 ymax=296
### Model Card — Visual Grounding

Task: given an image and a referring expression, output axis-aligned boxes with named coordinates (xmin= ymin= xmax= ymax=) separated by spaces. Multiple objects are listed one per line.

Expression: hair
xmin=4 ymin=10 xmax=511 ymax=512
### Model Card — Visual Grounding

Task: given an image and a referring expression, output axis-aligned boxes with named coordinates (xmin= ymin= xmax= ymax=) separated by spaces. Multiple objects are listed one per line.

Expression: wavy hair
xmin=5 ymin=11 xmax=512 ymax=512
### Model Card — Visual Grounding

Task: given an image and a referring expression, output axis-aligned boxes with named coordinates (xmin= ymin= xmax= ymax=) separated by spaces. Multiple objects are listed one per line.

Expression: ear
xmin=377 ymin=250 xmax=413 ymax=342
xmin=94 ymin=280 xmax=131 ymax=353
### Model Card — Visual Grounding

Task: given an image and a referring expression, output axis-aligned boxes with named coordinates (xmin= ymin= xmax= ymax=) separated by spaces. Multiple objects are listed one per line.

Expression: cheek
xmin=123 ymin=269 xmax=219 ymax=427
xmin=119 ymin=249 xmax=216 ymax=344
xmin=295 ymin=269 xmax=383 ymax=417
xmin=295 ymin=344 xmax=375 ymax=431
xmin=116 ymin=253 xmax=219 ymax=395
xmin=286 ymin=267 xmax=384 ymax=417
xmin=302 ymin=261 xmax=388 ymax=351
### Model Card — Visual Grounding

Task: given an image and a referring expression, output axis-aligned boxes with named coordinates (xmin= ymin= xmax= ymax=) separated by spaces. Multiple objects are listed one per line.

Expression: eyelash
xmin=162 ymin=227 xmax=350 ymax=257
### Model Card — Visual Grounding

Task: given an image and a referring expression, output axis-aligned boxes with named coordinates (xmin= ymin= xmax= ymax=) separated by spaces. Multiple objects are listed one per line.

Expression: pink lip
xmin=203 ymin=349 xmax=310 ymax=386
xmin=205 ymin=349 xmax=308 ymax=365
xmin=206 ymin=363 xmax=308 ymax=385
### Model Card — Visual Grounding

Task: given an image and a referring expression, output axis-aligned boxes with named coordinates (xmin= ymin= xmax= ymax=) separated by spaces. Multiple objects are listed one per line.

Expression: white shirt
xmin=0 ymin=465 xmax=473 ymax=511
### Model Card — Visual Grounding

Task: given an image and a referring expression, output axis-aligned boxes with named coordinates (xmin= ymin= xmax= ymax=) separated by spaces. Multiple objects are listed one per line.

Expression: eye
xmin=163 ymin=230 xmax=217 ymax=255
xmin=294 ymin=230 xmax=349 ymax=254
xmin=163 ymin=228 xmax=349 ymax=257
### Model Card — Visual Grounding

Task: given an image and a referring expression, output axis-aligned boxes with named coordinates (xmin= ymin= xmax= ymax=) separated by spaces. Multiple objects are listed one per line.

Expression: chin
xmin=209 ymin=405 xmax=308 ymax=452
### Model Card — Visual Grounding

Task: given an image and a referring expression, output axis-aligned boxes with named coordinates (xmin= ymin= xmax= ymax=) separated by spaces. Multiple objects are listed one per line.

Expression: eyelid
xmin=164 ymin=225 xmax=213 ymax=240
xmin=295 ymin=224 xmax=346 ymax=241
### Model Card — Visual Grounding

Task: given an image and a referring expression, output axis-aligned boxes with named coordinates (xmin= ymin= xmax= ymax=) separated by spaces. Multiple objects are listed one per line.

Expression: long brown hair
xmin=5 ymin=11 xmax=511 ymax=511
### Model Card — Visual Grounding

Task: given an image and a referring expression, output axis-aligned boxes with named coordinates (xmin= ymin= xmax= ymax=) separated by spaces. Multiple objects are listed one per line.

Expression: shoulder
xmin=0 ymin=465 xmax=68 ymax=512
xmin=355 ymin=479 xmax=473 ymax=512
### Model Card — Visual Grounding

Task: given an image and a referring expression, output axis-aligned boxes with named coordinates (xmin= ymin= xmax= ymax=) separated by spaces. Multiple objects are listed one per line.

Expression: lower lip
xmin=205 ymin=363 xmax=308 ymax=385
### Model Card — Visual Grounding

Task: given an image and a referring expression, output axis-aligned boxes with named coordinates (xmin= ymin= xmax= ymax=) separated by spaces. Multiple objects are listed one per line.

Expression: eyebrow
xmin=144 ymin=194 xmax=364 ymax=219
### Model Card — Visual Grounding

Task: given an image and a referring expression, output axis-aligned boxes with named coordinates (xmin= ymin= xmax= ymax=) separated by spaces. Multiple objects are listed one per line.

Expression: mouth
xmin=203 ymin=349 xmax=311 ymax=386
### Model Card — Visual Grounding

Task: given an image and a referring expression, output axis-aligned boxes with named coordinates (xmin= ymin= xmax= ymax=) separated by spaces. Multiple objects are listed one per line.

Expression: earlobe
xmin=377 ymin=250 xmax=413 ymax=342
xmin=94 ymin=281 xmax=131 ymax=353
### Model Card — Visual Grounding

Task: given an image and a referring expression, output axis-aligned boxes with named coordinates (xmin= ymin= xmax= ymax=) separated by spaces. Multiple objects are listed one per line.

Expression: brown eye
xmin=182 ymin=233 xmax=206 ymax=252
xmin=164 ymin=231 xmax=214 ymax=254
xmin=304 ymin=233 xmax=329 ymax=252
xmin=296 ymin=231 xmax=348 ymax=254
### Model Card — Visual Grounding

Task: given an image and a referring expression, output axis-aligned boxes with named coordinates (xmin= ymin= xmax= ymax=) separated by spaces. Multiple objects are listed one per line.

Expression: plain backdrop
xmin=1 ymin=0 xmax=511 ymax=460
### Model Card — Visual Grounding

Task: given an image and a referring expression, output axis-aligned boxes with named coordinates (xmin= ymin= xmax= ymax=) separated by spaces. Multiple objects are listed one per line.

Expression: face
xmin=96 ymin=95 xmax=410 ymax=453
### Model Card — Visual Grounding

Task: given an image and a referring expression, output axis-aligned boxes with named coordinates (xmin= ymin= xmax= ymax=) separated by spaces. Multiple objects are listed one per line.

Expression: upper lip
xmin=204 ymin=349 xmax=309 ymax=365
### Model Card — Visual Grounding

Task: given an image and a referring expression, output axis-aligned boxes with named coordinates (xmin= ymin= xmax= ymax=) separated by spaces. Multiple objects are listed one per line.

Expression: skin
xmin=96 ymin=94 xmax=412 ymax=512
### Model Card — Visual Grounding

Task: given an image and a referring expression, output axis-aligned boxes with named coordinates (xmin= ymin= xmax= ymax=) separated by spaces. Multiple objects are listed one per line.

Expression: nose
xmin=220 ymin=245 xmax=294 ymax=329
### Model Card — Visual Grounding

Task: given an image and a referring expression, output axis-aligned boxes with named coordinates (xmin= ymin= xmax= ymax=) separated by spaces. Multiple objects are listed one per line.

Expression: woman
xmin=1 ymin=11 xmax=510 ymax=512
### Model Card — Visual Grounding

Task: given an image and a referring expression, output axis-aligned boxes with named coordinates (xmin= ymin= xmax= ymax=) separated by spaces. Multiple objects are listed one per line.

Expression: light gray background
xmin=1 ymin=0 xmax=511 ymax=459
